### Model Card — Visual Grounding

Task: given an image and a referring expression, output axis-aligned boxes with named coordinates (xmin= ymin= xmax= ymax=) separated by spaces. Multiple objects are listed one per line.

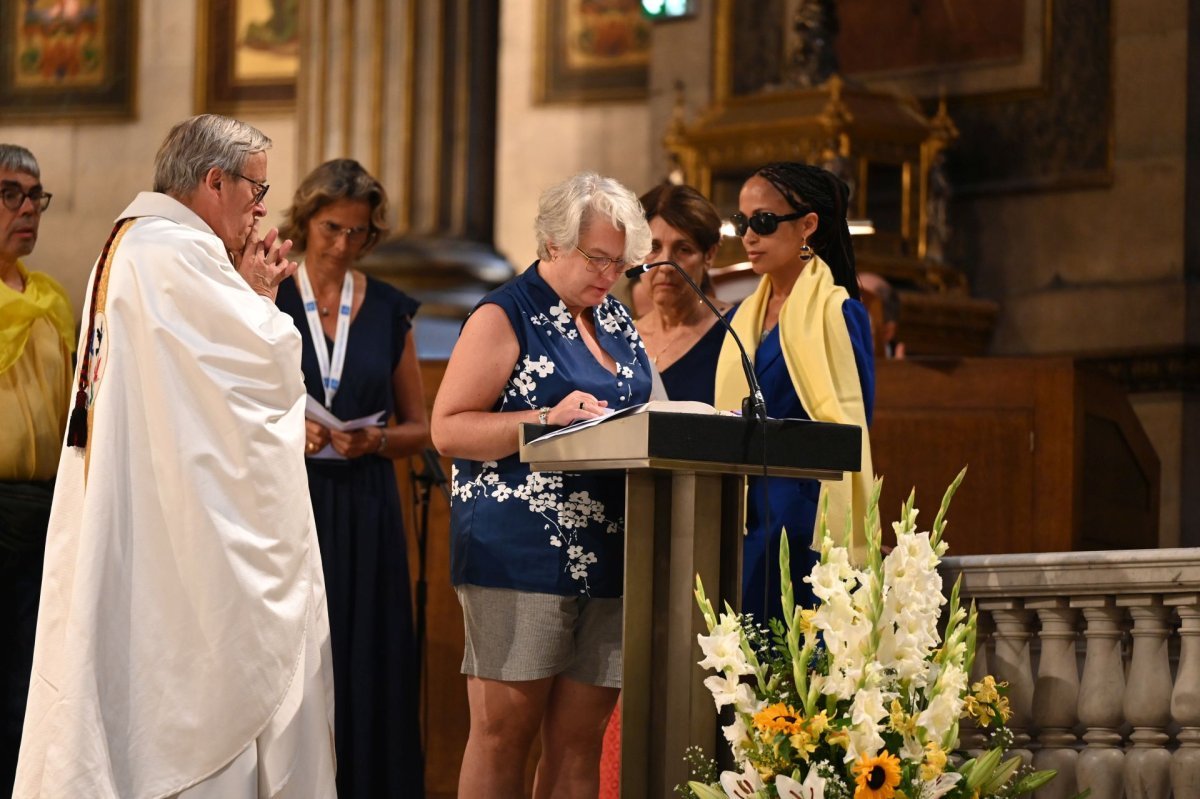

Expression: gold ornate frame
xmin=533 ymin=0 xmax=650 ymax=104
xmin=196 ymin=0 xmax=298 ymax=115
xmin=0 ymin=0 xmax=138 ymax=122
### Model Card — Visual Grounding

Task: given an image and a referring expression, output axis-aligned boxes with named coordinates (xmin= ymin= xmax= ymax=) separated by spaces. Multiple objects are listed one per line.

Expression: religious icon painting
xmin=0 ymin=0 xmax=138 ymax=122
xmin=196 ymin=0 xmax=299 ymax=115
xmin=534 ymin=0 xmax=651 ymax=104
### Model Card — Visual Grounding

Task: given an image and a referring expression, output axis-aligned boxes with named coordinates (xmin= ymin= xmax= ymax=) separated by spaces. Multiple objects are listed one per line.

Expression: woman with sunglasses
xmin=714 ymin=162 xmax=876 ymax=624
xmin=275 ymin=159 xmax=429 ymax=798
xmin=634 ymin=183 xmax=733 ymax=403
xmin=432 ymin=172 xmax=653 ymax=798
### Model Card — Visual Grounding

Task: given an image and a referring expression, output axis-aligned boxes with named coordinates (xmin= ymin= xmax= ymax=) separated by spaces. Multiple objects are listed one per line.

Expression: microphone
xmin=625 ymin=261 xmax=767 ymax=421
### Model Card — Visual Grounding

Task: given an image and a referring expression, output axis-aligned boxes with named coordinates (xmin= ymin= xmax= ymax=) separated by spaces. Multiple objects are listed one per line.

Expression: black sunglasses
xmin=730 ymin=209 xmax=809 ymax=237
xmin=232 ymin=172 xmax=270 ymax=204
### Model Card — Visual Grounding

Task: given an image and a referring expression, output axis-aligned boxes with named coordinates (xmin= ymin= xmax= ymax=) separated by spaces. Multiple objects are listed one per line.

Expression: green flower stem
xmin=930 ymin=466 xmax=967 ymax=549
xmin=694 ymin=576 xmax=717 ymax=631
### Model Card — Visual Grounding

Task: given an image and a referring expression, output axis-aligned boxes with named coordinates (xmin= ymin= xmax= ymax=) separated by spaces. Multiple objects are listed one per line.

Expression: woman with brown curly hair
xmin=276 ymin=158 xmax=428 ymax=797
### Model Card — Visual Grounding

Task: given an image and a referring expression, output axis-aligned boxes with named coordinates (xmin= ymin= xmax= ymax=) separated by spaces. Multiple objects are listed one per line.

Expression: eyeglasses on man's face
xmin=316 ymin=219 xmax=370 ymax=246
xmin=0 ymin=185 xmax=52 ymax=213
xmin=729 ymin=209 xmax=810 ymax=237
xmin=574 ymin=246 xmax=626 ymax=274
xmin=232 ymin=172 xmax=270 ymax=205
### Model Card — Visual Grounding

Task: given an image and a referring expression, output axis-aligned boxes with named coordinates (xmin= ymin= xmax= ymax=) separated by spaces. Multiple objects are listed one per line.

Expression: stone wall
xmin=492 ymin=0 xmax=653 ymax=267
xmin=951 ymin=0 xmax=1196 ymax=546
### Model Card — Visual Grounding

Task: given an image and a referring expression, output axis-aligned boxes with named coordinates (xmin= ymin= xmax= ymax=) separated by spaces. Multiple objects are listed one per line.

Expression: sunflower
xmin=854 ymin=751 xmax=902 ymax=799
xmin=752 ymin=702 xmax=805 ymax=736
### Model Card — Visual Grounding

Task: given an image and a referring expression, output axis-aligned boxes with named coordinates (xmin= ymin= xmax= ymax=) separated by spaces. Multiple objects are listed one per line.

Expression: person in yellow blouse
xmin=0 ymin=145 xmax=73 ymax=794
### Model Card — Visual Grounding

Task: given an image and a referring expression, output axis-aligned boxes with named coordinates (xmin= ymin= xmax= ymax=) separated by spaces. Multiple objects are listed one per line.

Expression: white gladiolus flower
xmin=845 ymin=688 xmax=889 ymax=763
xmin=704 ymin=674 xmax=757 ymax=712
xmin=698 ymin=616 xmax=753 ymax=676
xmin=722 ymin=715 xmax=751 ymax=760
xmin=917 ymin=663 xmax=968 ymax=741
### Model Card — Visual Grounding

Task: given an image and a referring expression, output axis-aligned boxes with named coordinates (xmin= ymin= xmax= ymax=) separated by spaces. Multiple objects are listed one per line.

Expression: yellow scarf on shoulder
xmin=0 ymin=260 xmax=75 ymax=375
xmin=714 ymin=255 xmax=873 ymax=563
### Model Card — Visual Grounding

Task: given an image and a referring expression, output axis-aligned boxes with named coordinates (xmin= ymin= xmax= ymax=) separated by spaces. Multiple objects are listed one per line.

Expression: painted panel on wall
xmin=535 ymin=0 xmax=651 ymax=103
xmin=197 ymin=0 xmax=298 ymax=115
xmin=0 ymin=0 xmax=137 ymax=121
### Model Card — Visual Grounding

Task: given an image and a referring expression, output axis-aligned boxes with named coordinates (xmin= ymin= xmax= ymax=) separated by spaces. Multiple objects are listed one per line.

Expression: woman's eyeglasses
xmin=0 ymin=186 xmax=51 ymax=212
xmin=232 ymin=172 xmax=270 ymax=204
xmin=575 ymin=246 xmax=626 ymax=274
xmin=729 ymin=209 xmax=809 ymax=237
xmin=317 ymin=220 xmax=370 ymax=245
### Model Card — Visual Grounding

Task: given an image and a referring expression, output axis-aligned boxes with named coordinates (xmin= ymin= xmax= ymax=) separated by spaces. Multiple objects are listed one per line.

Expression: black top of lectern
xmin=520 ymin=411 xmax=860 ymax=477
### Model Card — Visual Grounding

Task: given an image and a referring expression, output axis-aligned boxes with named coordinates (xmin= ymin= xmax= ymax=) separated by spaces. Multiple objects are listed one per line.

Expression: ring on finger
xmin=579 ymin=401 xmax=584 ymax=409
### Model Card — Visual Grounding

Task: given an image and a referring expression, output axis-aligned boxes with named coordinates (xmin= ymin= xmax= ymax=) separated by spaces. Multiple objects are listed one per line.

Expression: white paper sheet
xmin=304 ymin=396 xmax=386 ymax=459
xmin=528 ymin=399 xmax=725 ymax=443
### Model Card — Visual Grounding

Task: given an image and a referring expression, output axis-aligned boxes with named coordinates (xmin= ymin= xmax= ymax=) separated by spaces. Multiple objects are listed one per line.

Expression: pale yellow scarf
xmin=714 ymin=255 xmax=874 ymax=563
xmin=0 ymin=260 xmax=75 ymax=375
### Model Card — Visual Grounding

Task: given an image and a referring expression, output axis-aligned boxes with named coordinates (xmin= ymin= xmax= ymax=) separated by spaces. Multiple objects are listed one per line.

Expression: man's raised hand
xmin=238 ymin=225 xmax=298 ymax=301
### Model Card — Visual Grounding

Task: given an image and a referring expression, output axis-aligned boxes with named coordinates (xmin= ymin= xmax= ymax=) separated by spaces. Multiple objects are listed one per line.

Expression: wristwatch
xmin=537 ymin=407 xmax=550 ymax=425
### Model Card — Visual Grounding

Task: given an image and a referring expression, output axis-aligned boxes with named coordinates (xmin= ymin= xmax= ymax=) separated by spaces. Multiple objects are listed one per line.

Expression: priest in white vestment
xmin=13 ymin=115 xmax=337 ymax=799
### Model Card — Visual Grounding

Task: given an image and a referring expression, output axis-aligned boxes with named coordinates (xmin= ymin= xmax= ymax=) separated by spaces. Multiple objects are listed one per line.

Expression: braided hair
xmin=754 ymin=162 xmax=860 ymax=300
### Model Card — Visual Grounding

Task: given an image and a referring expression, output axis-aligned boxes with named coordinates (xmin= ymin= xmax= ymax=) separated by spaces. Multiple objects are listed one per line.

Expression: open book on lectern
xmin=529 ymin=399 xmax=729 ymax=443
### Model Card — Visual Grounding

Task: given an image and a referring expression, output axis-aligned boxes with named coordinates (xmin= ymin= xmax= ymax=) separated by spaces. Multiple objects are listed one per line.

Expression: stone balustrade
xmin=940 ymin=549 xmax=1200 ymax=799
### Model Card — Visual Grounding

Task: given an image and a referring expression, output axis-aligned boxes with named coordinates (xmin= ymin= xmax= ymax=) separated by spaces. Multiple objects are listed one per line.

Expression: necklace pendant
xmin=320 ymin=306 xmax=330 ymax=317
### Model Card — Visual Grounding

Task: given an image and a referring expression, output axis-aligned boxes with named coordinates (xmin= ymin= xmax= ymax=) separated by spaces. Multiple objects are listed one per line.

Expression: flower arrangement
xmin=684 ymin=470 xmax=1085 ymax=799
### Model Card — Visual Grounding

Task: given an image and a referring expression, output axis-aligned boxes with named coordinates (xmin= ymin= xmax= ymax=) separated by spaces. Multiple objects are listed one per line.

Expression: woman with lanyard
xmin=276 ymin=159 xmax=429 ymax=798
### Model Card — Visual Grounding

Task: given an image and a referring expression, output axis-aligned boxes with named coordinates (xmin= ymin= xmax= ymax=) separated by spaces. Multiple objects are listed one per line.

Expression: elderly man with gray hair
xmin=14 ymin=115 xmax=337 ymax=798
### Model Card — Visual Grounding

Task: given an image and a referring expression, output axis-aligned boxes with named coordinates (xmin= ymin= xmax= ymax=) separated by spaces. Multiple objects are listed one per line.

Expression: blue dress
xmin=450 ymin=263 xmax=653 ymax=598
xmin=660 ymin=316 xmax=729 ymax=404
xmin=276 ymin=275 xmax=423 ymax=799
xmin=741 ymin=299 xmax=875 ymax=625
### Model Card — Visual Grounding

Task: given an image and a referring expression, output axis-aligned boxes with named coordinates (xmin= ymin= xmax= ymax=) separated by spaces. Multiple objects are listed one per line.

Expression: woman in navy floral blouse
xmin=432 ymin=173 xmax=653 ymax=798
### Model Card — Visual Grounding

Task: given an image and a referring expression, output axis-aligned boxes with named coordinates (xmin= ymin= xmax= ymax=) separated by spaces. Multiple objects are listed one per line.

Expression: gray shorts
xmin=456 ymin=584 xmax=623 ymax=688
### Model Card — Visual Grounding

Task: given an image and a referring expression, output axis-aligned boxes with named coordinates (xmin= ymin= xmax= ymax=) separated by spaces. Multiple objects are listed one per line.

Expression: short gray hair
xmin=153 ymin=114 xmax=272 ymax=198
xmin=534 ymin=172 xmax=652 ymax=265
xmin=0 ymin=144 xmax=39 ymax=178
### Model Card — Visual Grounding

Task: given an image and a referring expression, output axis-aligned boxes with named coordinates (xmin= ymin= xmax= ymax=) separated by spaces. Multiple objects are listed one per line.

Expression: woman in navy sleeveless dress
xmin=277 ymin=160 xmax=428 ymax=798
xmin=635 ymin=184 xmax=732 ymax=405
xmin=432 ymin=173 xmax=653 ymax=798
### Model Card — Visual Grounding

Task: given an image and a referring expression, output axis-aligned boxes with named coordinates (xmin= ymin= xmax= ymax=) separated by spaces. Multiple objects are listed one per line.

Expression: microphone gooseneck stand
xmin=409 ymin=447 xmax=451 ymax=759
xmin=625 ymin=260 xmax=774 ymax=625
xmin=625 ymin=261 xmax=766 ymax=422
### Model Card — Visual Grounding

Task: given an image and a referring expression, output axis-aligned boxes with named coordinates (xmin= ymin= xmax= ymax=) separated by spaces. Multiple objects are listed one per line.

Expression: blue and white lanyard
xmin=297 ymin=263 xmax=354 ymax=409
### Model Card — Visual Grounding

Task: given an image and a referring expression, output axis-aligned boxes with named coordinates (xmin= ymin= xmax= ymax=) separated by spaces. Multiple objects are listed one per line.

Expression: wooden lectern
xmin=520 ymin=410 xmax=861 ymax=798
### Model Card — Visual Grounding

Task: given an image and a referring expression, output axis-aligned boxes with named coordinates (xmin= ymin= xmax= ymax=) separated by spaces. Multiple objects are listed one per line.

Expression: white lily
xmin=719 ymin=761 xmax=765 ymax=798
xmin=920 ymin=771 xmax=962 ymax=799
xmin=775 ymin=767 xmax=827 ymax=798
